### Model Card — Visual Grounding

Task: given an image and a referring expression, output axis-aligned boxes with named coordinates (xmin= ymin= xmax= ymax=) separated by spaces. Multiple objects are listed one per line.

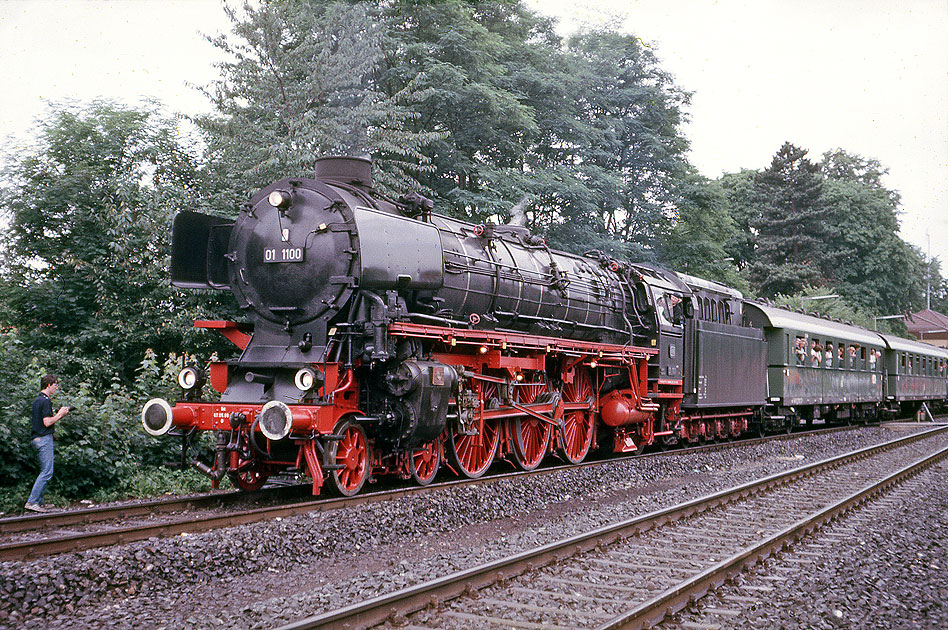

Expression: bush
xmin=0 ymin=327 xmax=222 ymax=509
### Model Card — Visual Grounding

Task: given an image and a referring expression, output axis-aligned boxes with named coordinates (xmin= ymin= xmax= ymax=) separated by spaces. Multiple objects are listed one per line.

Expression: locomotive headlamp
xmin=177 ymin=366 xmax=205 ymax=390
xmin=258 ymin=401 xmax=294 ymax=441
xmin=268 ymin=189 xmax=291 ymax=210
xmin=141 ymin=398 xmax=174 ymax=436
xmin=479 ymin=345 xmax=489 ymax=354
xmin=294 ymin=367 xmax=320 ymax=392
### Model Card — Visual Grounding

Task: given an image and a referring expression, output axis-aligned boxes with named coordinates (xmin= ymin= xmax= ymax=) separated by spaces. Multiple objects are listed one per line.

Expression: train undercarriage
xmin=148 ymin=320 xmax=809 ymax=496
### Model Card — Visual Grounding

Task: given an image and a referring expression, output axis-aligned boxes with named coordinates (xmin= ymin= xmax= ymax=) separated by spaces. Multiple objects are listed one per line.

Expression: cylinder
xmin=600 ymin=390 xmax=653 ymax=427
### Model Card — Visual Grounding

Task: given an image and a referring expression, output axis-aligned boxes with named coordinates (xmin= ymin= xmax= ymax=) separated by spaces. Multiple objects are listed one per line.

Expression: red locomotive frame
xmin=169 ymin=320 xmax=663 ymax=495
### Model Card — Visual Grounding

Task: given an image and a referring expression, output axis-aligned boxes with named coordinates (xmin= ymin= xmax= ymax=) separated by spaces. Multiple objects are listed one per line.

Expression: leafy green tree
xmin=199 ymin=0 xmax=439 ymax=197
xmin=562 ymin=30 xmax=691 ymax=256
xmin=718 ymin=169 xmax=759 ymax=273
xmin=818 ymin=149 xmax=926 ymax=314
xmin=0 ymin=101 xmax=231 ymax=387
xmin=771 ymin=287 xmax=879 ymax=330
xmin=659 ymin=172 xmax=745 ymax=290
xmin=380 ymin=0 xmax=559 ymax=220
xmin=747 ymin=142 xmax=829 ymax=297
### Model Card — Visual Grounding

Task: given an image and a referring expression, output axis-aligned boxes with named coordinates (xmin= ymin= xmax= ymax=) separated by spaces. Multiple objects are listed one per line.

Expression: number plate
xmin=263 ymin=247 xmax=305 ymax=263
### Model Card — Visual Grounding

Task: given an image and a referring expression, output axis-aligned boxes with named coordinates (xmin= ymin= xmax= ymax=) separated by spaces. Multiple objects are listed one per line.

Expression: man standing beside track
xmin=24 ymin=374 xmax=70 ymax=513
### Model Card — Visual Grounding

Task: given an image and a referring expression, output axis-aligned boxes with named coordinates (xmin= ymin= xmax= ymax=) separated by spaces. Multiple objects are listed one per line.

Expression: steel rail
xmin=0 ymin=422 xmax=926 ymax=559
xmin=599 ymin=443 xmax=948 ymax=629
xmin=0 ymin=426 xmax=860 ymax=560
xmin=273 ymin=424 xmax=948 ymax=630
xmin=0 ymin=484 xmax=305 ymax=535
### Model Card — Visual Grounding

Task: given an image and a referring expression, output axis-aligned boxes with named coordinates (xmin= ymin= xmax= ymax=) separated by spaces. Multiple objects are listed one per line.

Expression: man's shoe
xmin=24 ymin=502 xmax=48 ymax=513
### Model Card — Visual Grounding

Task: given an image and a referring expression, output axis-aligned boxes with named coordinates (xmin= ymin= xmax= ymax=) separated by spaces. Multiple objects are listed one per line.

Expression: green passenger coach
xmin=879 ymin=334 xmax=948 ymax=409
xmin=742 ymin=303 xmax=885 ymax=425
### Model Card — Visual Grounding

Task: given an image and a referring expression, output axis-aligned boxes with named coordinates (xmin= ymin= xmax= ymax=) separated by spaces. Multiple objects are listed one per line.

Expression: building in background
xmin=906 ymin=309 xmax=948 ymax=349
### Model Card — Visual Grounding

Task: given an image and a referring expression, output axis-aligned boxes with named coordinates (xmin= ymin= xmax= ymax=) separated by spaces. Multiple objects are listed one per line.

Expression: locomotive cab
xmin=628 ymin=264 xmax=690 ymax=381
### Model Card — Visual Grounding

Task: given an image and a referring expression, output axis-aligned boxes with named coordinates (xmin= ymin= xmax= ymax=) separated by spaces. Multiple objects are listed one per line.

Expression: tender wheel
xmin=557 ymin=367 xmax=595 ymax=464
xmin=409 ymin=440 xmax=441 ymax=486
xmin=327 ymin=419 xmax=370 ymax=496
xmin=447 ymin=379 xmax=501 ymax=478
xmin=511 ymin=379 xmax=552 ymax=470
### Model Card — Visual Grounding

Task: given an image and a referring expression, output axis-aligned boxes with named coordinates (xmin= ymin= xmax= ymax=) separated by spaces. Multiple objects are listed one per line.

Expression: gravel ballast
xmin=665 ymin=458 xmax=948 ymax=629
xmin=0 ymin=425 xmax=942 ymax=629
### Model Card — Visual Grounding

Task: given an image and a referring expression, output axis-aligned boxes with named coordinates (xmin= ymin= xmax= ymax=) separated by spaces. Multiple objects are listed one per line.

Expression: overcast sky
xmin=1 ymin=0 xmax=946 ymax=270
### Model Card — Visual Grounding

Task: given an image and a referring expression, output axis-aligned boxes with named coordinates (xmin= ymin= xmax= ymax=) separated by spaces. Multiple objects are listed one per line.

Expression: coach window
xmin=860 ymin=347 xmax=866 ymax=371
xmin=794 ymin=336 xmax=807 ymax=365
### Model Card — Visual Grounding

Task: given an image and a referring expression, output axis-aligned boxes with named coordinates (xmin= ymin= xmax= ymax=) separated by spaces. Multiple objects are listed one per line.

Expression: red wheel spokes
xmin=454 ymin=417 xmax=499 ymax=474
xmin=448 ymin=377 xmax=501 ymax=478
xmin=512 ymin=379 xmax=552 ymax=469
xmin=559 ymin=368 xmax=595 ymax=463
xmin=337 ymin=426 xmax=367 ymax=491
xmin=412 ymin=442 xmax=438 ymax=482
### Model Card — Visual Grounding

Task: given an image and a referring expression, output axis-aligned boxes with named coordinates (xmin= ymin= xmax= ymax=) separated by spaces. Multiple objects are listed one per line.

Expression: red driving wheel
xmin=510 ymin=378 xmax=552 ymax=471
xmin=557 ymin=367 xmax=595 ymax=464
xmin=447 ymin=379 xmax=500 ymax=478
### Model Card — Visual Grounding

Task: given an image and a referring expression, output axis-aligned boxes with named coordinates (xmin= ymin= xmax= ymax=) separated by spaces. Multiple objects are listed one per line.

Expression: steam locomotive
xmin=142 ymin=157 xmax=948 ymax=495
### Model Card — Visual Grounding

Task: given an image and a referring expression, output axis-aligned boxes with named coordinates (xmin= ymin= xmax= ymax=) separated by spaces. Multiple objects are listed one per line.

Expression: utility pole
xmin=927 ymin=230 xmax=931 ymax=310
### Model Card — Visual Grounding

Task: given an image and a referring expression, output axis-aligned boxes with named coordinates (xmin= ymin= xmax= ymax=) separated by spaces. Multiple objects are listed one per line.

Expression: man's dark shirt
xmin=31 ymin=393 xmax=54 ymax=438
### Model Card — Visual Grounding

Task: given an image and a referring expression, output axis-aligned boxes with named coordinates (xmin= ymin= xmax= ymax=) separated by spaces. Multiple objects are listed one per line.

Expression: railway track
xmin=274 ymin=424 xmax=948 ymax=630
xmin=0 ymin=422 xmax=922 ymax=561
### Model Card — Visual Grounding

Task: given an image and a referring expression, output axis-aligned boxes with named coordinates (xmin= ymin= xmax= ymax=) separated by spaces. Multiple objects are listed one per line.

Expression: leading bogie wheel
xmin=326 ymin=419 xmax=370 ymax=496
xmin=409 ymin=440 xmax=441 ymax=486
xmin=228 ymin=451 xmax=269 ymax=491
xmin=556 ymin=367 xmax=595 ymax=464
xmin=228 ymin=469 xmax=269 ymax=491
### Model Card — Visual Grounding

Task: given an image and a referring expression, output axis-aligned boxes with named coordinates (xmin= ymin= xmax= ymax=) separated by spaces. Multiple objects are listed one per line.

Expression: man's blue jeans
xmin=27 ymin=434 xmax=54 ymax=505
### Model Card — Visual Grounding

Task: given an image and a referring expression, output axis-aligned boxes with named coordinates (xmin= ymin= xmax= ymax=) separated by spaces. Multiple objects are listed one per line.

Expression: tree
xmin=718 ymin=169 xmax=759 ymax=273
xmin=818 ymin=149 xmax=926 ymax=314
xmin=381 ymin=0 xmax=559 ymax=220
xmin=198 ymin=0 xmax=439 ymax=197
xmin=747 ymin=142 xmax=829 ymax=297
xmin=659 ymin=171 xmax=745 ymax=290
xmin=561 ymin=30 xmax=691 ymax=256
xmin=0 ymin=101 xmax=231 ymax=386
